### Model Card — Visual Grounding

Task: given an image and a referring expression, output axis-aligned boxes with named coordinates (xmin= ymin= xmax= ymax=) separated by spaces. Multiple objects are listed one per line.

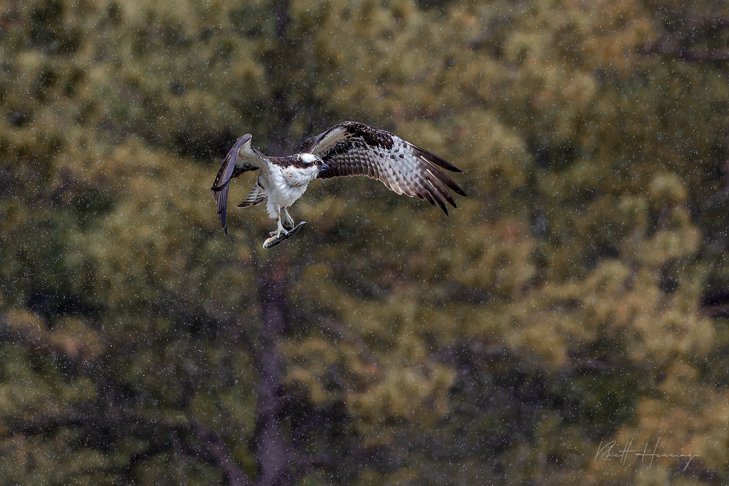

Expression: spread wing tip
xmin=449 ymin=181 xmax=467 ymax=197
xmin=413 ymin=146 xmax=462 ymax=173
xmin=411 ymin=146 xmax=467 ymax=199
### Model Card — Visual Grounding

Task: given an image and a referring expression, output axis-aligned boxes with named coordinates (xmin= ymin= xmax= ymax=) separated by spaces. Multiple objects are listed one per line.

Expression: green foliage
xmin=1 ymin=0 xmax=729 ymax=484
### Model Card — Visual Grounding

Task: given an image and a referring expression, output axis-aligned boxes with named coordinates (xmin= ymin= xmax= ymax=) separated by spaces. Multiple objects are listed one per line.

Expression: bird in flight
xmin=211 ymin=121 xmax=466 ymax=248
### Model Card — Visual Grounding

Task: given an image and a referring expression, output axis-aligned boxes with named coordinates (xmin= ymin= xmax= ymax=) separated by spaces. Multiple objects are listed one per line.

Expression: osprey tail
xmin=238 ymin=181 xmax=267 ymax=209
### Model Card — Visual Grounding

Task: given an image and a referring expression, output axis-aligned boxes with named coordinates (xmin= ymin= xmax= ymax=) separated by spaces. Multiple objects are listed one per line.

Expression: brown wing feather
xmin=211 ymin=134 xmax=264 ymax=234
xmin=307 ymin=122 xmax=466 ymax=213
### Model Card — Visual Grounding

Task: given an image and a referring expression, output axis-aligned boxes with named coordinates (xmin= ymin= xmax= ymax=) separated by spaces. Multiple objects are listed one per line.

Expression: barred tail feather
xmin=238 ymin=181 xmax=267 ymax=209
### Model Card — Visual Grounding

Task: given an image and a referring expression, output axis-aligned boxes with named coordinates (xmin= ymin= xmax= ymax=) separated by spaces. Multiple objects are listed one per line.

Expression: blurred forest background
xmin=2 ymin=0 xmax=729 ymax=484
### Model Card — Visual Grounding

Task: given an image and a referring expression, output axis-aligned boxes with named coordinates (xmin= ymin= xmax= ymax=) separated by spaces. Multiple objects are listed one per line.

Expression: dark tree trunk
xmin=253 ymin=257 xmax=292 ymax=486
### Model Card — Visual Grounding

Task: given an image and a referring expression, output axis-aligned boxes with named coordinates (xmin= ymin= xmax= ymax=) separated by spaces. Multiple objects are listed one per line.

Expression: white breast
xmin=261 ymin=165 xmax=317 ymax=216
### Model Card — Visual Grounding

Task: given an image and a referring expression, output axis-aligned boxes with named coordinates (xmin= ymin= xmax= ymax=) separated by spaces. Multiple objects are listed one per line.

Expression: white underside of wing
xmin=307 ymin=125 xmax=349 ymax=155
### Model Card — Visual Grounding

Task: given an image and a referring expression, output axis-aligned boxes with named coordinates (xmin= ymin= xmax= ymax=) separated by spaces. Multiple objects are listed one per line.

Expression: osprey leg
xmin=269 ymin=207 xmax=291 ymax=237
xmin=282 ymin=208 xmax=295 ymax=231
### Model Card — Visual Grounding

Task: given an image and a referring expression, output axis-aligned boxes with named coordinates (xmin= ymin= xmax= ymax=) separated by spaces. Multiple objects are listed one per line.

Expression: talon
xmin=282 ymin=209 xmax=295 ymax=231
xmin=270 ymin=228 xmax=290 ymax=237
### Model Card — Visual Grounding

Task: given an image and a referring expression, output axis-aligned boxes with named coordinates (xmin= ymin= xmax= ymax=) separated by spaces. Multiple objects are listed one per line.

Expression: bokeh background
xmin=2 ymin=0 xmax=729 ymax=484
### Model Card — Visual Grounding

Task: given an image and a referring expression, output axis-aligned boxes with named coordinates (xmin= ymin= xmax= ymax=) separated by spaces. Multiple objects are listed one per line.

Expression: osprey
xmin=211 ymin=121 xmax=466 ymax=248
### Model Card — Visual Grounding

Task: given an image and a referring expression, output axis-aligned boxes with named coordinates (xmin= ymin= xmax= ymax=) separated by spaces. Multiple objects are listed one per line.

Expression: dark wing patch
xmin=308 ymin=122 xmax=466 ymax=214
xmin=341 ymin=122 xmax=394 ymax=151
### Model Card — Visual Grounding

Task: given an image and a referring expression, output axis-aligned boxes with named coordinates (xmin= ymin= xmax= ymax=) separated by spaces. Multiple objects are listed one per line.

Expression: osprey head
xmin=297 ymin=153 xmax=330 ymax=172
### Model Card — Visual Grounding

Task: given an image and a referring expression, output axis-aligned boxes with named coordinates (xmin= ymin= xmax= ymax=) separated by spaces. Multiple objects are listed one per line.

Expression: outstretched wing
xmin=211 ymin=134 xmax=264 ymax=234
xmin=305 ymin=121 xmax=466 ymax=214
